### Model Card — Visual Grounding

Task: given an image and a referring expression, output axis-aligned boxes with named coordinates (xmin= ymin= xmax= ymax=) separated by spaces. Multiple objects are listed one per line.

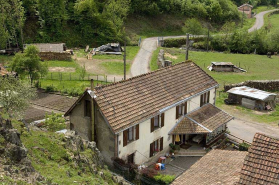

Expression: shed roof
xmin=172 ymin=150 xmax=247 ymax=185
xmin=170 ymin=104 xmax=233 ymax=134
xmin=238 ymin=4 xmax=253 ymax=8
xmin=237 ymin=133 xmax=279 ymax=185
xmin=211 ymin=62 xmax=234 ymax=66
xmin=227 ymin=86 xmax=276 ymax=101
xmin=24 ymin=43 xmax=65 ymax=53
xmin=65 ymin=61 xmax=218 ymax=134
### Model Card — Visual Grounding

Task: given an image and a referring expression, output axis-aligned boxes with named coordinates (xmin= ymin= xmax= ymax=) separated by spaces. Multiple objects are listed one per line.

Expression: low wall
xmin=157 ymin=49 xmax=165 ymax=68
xmin=39 ymin=52 xmax=71 ymax=61
xmin=224 ymin=80 xmax=279 ymax=92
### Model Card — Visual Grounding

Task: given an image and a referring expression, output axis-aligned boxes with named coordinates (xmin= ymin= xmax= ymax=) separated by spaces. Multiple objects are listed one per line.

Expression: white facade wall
xmin=117 ymin=88 xmax=217 ymax=165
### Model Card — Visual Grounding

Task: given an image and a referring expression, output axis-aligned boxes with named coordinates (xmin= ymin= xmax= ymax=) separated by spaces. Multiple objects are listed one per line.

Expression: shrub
xmin=169 ymin=143 xmax=175 ymax=149
xmin=45 ymin=85 xmax=55 ymax=92
xmin=141 ymin=168 xmax=158 ymax=179
xmin=44 ymin=112 xmax=66 ymax=132
xmin=239 ymin=142 xmax=250 ymax=151
xmin=154 ymin=174 xmax=176 ymax=185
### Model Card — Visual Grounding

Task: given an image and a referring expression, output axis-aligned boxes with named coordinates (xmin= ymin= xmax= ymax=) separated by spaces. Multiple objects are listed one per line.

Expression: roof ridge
xmin=95 ymin=60 xmax=194 ymax=90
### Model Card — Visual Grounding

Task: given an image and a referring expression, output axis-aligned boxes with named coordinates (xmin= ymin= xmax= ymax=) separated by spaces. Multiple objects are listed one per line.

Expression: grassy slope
xmin=11 ymin=121 xmax=116 ymax=185
xmin=125 ymin=14 xmax=186 ymax=44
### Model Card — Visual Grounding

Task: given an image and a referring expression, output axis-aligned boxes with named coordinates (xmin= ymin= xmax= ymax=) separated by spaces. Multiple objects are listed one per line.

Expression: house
xmin=226 ymin=86 xmax=276 ymax=110
xmin=238 ymin=4 xmax=253 ymax=18
xmin=171 ymin=150 xmax=247 ymax=185
xmin=237 ymin=133 xmax=279 ymax=185
xmin=65 ymin=61 xmax=233 ymax=165
xmin=208 ymin=62 xmax=246 ymax=72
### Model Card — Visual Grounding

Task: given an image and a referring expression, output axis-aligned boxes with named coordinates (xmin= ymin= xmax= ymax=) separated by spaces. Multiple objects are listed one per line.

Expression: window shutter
xmin=160 ymin=137 xmax=163 ymax=151
xmin=123 ymin=130 xmax=128 ymax=147
xmin=136 ymin=124 xmax=139 ymax=140
xmin=176 ymin=106 xmax=179 ymax=119
xmin=151 ymin=118 xmax=155 ymax=133
xmin=184 ymin=102 xmax=187 ymax=115
xmin=150 ymin=143 xmax=154 ymax=157
xmin=207 ymin=91 xmax=210 ymax=103
xmin=161 ymin=113 xmax=165 ymax=127
xmin=200 ymin=94 xmax=203 ymax=107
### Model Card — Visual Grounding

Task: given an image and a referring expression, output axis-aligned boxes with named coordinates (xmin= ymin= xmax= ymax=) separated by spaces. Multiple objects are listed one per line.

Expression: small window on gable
xmin=85 ymin=100 xmax=91 ymax=117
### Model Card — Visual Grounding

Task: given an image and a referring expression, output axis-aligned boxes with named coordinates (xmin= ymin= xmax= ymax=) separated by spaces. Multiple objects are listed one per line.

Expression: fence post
xmin=114 ymin=77 xmax=115 ymax=83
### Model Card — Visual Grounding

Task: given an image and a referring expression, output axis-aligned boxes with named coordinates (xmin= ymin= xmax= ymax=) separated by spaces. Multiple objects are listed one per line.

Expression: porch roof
xmin=170 ymin=104 xmax=233 ymax=134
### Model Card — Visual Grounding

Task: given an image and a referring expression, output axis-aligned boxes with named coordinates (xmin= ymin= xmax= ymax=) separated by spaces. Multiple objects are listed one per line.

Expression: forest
xmin=0 ymin=0 xmax=277 ymax=48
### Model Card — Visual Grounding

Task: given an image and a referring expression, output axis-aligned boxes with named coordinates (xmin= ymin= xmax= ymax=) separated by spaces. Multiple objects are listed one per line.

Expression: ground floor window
xmin=150 ymin=137 xmax=164 ymax=157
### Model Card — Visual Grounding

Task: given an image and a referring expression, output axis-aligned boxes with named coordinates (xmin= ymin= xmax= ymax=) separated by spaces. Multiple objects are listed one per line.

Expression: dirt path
xmin=248 ymin=9 xmax=279 ymax=32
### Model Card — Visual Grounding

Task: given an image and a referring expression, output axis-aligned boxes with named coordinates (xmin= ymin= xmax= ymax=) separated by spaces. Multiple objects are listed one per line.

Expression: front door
xmin=127 ymin=153 xmax=134 ymax=164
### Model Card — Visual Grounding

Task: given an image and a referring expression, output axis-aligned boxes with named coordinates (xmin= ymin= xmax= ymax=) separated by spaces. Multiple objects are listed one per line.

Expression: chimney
xmin=91 ymin=79 xmax=94 ymax=91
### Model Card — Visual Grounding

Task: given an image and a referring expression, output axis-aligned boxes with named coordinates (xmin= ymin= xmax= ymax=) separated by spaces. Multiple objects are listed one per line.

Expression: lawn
xmin=46 ymin=60 xmax=78 ymax=68
xmin=155 ymin=48 xmax=279 ymax=124
xmin=158 ymin=48 xmax=279 ymax=87
xmin=267 ymin=12 xmax=279 ymax=32
xmin=0 ymin=55 xmax=14 ymax=65
xmin=39 ymin=79 xmax=109 ymax=96
xmin=253 ymin=5 xmax=277 ymax=13
xmin=100 ymin=62 xmax=131 ymax=75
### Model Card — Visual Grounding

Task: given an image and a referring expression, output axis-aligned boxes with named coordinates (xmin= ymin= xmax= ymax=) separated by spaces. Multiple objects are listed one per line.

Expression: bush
xmin=163 ymin=37 xmax=206 ymax=48
xmin=44 ymin=112 xmax=66 ymax=132
xmin=239 ymin=142 xmax=250 ymax=151
xmin=45 ymin=85 xmax=55 ymax=92
xmin=169 ymin=143 xmax=175 ymax=149
xmin=154 ymin=174 xmax=175 ymax=185
xmin=141 ymin=168 xmax=158 ymax=179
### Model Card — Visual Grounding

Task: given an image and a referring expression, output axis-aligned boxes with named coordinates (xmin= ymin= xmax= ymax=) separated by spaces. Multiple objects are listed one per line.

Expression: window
xmin=123 ymin=124 xmax=139 ymax=147
xmin=200 ymin=91 xmax=210 ymax=107
xmin=150 ymin=137 xmax=164 ymax=157
xmin=176 ymin=102 xmax=187 ymax=119
xmin=128 ymin=127 xmax=134 ymax=142
xmin=151 ymin=113 xmax=165 ymax=133
xmin=85 ymin=100 xmax=91 ymax=117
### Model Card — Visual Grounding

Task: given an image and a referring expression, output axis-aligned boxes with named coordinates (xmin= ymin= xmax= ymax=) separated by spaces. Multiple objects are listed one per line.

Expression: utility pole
xmin=185 ymin=33 xmax=189 ymax=60
xmin=206 ymin=29 xmax=209 ymax=52
xmin=123 ymin=40 xmax=126 ymax=80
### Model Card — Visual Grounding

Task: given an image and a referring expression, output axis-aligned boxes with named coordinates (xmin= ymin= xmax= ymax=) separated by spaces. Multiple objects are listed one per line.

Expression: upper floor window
xmin=176 ymin=102 xmax=187 ymax=119
xmin=85 ymin=100 xmax=91 ymax=117
xmin=200 ymin=91 xmax=210 ymax=107
xmin=123 ymin=124 xmax=139 ymax=147
xmin=150 ymin=137 xmax=164 ymax=157
xmin=151 ymin=113 xmax=165 ymax=133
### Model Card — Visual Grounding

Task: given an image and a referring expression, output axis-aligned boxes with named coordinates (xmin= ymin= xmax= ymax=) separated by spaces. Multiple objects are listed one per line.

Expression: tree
xmin=183 ymin=18 xmax=205 ymax=35
xmin=0 ymin=77 xmax=36 ymax=119
xmin=11 ymin=45 xmax=48 ymax=85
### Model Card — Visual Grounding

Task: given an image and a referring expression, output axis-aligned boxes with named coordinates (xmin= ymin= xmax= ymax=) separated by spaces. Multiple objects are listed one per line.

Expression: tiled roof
xmin=170 ymin=116 xmax=209 ymax=134
xmin=94 ymin=61 xmax=218 ymax=133
xmin=188 ymin=104 xmax=233 ymax=131
xmin=237 ymin=133 xmax=279 ymax=185
xmin=172 ymin=150 xmax=247 ymax=185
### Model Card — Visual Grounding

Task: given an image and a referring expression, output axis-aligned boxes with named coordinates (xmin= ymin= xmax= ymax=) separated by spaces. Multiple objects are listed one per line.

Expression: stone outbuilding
xmin=238 ymin=4 xmax=253 ymax=18
xmin=208 ymin=62 xmax=246 ymax=72
xmin=226 ymin=86 xmax=276 ymax=110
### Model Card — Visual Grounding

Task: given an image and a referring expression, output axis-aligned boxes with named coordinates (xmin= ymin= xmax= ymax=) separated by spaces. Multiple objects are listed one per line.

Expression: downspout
xmin=91 ymin=79 xmax=95 ymax=142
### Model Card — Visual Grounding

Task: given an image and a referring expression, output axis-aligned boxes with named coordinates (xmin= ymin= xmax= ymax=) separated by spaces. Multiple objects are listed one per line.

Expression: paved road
xmin=227 ymin=118 xmax=279 ymax=143
xmin=130 ymin=36 xmax=185 ymax=77
xmin=248 ymin=9 xmax=278 ymax=32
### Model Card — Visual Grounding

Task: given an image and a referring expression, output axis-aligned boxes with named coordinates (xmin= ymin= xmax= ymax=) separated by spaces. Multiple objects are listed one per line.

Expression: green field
xmin=46 ymin=60 xmax=78 ymax=68
xmin=253 ymin=5 xmax=277 ymax=13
